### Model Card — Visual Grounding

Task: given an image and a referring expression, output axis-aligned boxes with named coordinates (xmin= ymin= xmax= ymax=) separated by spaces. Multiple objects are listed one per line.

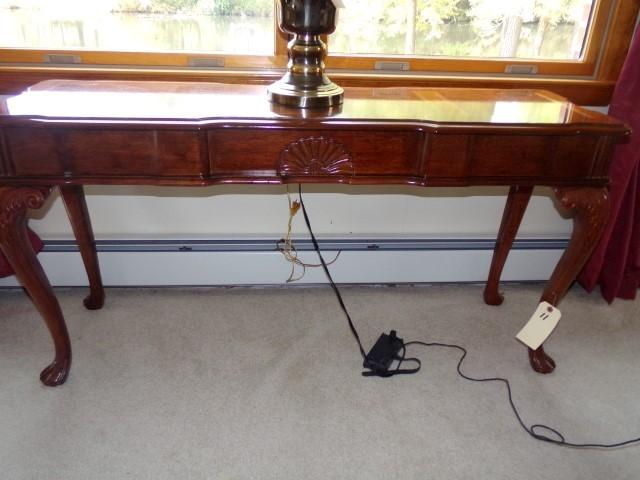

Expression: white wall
xmin=29 ymin=185 xmax=572 ymax=240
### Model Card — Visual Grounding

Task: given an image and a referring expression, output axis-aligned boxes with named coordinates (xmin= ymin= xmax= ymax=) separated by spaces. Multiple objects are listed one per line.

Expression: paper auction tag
xmin=516 ymin=302 xmax=561 ymax=350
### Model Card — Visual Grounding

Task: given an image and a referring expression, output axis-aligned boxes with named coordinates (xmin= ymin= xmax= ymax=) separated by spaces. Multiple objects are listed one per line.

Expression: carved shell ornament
xmin=279 ymin=137 xmax=354 ymax=177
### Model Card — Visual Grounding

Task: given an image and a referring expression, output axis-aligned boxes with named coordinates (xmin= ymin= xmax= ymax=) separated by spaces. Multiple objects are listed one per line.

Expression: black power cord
xmin=297 ymin=184 xmax=640 ymax=449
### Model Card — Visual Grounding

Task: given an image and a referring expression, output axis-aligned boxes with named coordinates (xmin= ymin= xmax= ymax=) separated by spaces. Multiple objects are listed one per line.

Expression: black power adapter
xmin=362 ymin=330 xmax=404 ymax=377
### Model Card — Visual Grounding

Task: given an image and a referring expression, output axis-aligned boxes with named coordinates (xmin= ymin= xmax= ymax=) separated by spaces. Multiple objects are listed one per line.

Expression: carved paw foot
xmin=83 ymin=291 xmax=105 ymax=310
xmin=483 ymin=287 xmax=504 ymax=306
xmin=40 ymin=357 xmax=71 ymax=386
xmin=528 ymin=347 xmax=556 ymax=374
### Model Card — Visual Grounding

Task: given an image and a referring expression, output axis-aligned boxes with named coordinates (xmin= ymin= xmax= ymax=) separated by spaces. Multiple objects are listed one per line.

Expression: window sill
xmin=0 ymin=64 xmax=615 ymax=106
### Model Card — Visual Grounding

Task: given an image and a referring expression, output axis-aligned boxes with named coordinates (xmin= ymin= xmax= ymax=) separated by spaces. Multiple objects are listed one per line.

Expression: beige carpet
xmin=1 ymin=283 xmax=639 ymax=479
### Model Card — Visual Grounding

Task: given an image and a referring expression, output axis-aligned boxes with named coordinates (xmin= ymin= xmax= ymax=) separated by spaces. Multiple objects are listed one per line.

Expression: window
xmin=327 ymin=0 xmax=624 ymax=76
xmin=332 ymin=0 xmax=594 ymax=60
xmin=0 ymin=0 xmax=637 ymax=105
xmin=0 ymin=0 xmax=274 ymax=54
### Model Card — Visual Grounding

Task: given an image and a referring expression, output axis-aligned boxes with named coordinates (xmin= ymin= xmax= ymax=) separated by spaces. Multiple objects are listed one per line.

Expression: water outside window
xmin=332 ymin=0 xmax=596 ymax=59
xmin=0 ymin=0 xmax=274 ymax=54
xmin=0 ymin=0 xmax=595 ymax=60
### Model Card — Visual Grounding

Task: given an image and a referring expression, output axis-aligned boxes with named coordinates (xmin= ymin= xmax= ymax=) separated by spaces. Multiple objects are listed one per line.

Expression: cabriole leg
xmin=484 ymin=185 xmax=533 ymax=305
xmin=60 ymin=185 xmax=105 ymax=310
xmin=529 ymin=186 xmax=610 ymax=374
xmin=0 ymin=187 xmax=71 ymax=386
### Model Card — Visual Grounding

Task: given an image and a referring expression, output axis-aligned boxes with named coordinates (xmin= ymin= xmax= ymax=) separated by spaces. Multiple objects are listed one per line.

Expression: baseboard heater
xmin=0 ymin=238 xmax=568 ymax=287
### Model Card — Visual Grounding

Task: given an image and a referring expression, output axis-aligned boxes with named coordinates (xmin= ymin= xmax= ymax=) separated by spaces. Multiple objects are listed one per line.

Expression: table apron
xmin=0 ymin=125 xmax=618 ymax=187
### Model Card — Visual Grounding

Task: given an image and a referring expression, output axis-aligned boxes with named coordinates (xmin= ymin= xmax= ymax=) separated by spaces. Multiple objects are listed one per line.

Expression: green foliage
xmin=415 ymin=0 xmax=466 ymax=39
xmin=115 ymin=0 xmax=272 ymax=15
xmin=469 ymin=0 xmax=583 ymax=33
xmin=151 ymin=0 xmax=199 ymax=13
xmin=336 ymin=0 xmax=466 ymax=51
xmin=115 ymin=0 xmax=147 ymax=12
xmin=198 ymin=0 xmax=272 ymax=16
xmin=533 ymin=0 xmax=582 ymax=24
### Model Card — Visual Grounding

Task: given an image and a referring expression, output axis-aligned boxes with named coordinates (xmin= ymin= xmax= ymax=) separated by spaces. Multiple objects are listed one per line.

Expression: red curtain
xmin=579 ymin=30 xmax=640 ymax=302
xmin=0 ymin=228 xmax=44 ymax=278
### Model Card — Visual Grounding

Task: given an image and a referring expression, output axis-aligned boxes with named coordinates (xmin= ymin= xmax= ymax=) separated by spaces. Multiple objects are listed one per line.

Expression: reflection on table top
xmin=0 ymin=80 xmax=626 ymax=131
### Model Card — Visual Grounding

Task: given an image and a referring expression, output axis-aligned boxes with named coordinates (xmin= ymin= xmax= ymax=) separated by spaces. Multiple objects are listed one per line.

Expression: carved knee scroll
xmin=0 ymin=187 xmax=72 ymax=386
xmin=541 ymin=187 xmax=610 ymax=306
xmin=0 ymin=187 xmax=50 ymax=232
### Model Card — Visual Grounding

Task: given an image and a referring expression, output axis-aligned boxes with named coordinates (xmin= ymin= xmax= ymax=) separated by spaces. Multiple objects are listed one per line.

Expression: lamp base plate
xmin=267 ymin=82 xmax=344 ymax=108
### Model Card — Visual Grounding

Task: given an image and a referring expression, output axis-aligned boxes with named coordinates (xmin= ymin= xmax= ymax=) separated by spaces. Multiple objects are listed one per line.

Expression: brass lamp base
xmin=269 ymin=0 xmax=344 ymax=109
xmin=267 ymin=81 xmax=344 ymax=108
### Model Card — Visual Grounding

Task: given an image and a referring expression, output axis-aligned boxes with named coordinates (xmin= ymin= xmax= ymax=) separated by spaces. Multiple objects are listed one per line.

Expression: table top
xmin=0 ymin=79 xmax=630 ymax=189
xmin=0 ymin=80 xmax=627 ymax=135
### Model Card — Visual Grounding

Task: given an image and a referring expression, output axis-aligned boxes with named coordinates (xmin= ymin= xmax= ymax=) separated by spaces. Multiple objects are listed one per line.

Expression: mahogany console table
xmin=0 ymin=80 xmax=629 ymax=386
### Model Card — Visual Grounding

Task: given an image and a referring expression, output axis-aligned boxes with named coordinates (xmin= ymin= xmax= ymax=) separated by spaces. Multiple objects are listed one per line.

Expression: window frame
xmin=0 ymin=0 xmax=637 ymax=105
